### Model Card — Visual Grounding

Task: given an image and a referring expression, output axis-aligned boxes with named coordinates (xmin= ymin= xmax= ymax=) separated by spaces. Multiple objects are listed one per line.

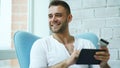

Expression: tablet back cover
xmin=76 ymin=49 xmax=104 ymax=64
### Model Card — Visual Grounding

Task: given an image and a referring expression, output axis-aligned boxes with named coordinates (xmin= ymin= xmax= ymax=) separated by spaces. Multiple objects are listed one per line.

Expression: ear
xmin=67 ymin=14 xmax=72 ymax=23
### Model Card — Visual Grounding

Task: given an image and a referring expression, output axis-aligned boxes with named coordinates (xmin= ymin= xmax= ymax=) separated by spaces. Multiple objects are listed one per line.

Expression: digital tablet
xmin=76 ymin=49 xmax=105 ymax=64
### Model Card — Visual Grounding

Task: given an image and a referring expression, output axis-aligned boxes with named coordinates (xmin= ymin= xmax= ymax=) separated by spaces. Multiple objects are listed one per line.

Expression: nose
xmin=51 ymin=15 xmax=57 ymax=22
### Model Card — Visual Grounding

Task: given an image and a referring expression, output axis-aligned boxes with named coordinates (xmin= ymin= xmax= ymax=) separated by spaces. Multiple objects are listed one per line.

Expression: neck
xmin=52 ymin=33 xmax=74 ymax=45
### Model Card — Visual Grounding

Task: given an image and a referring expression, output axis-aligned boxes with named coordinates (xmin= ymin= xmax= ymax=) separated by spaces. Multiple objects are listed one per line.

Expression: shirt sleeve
xmin=29 ymin=39 xmax=48 ymax=68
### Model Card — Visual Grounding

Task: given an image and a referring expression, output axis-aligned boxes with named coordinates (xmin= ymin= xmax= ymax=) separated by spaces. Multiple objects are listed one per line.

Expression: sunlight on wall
xmin=33 ymin=0 xmax=50 ymax=37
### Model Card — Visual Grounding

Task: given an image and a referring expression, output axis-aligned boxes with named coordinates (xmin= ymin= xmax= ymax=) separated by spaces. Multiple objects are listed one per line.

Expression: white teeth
xmin=51 ymin=22 xmax=60 ymax=26
xmin=53 ymin=24 xmax=58 ymax=27
xmin=51 ymin=21 xmax=61 ymax=28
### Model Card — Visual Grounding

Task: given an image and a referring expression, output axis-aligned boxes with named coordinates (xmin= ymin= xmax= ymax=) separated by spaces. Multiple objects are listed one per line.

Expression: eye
xmin=48 ymin=14 xmax=53 ymax=19
xmin=55 ymin=13 xmax=62 ymax=17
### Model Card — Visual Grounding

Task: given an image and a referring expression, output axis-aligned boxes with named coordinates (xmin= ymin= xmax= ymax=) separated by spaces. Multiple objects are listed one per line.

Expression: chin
xmin=51 ymin=28 xmax=59 ymax=32
xmin=52 ymin=30 xmax=59 ymax=33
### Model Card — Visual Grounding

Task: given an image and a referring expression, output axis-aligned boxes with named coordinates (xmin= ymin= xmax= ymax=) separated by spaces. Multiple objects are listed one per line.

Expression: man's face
xmin=48 ymin=5 xmax=69 ymax=33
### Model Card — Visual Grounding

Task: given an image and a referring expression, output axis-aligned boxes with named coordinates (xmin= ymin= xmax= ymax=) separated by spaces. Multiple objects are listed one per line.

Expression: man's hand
xmin=94 ymin=47 xmax=110 ymax=68
xmin=66 ymin=50 xmax=80 ymax=66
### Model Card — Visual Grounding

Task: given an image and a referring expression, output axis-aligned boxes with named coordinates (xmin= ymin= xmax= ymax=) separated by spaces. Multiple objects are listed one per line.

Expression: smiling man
xmin=29 ymin=0 xmax=110 ymax=68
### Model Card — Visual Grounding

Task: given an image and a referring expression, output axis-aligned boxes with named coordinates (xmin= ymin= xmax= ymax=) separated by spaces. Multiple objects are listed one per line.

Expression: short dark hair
xmin=49 ymin=0 xmax=71 ymax=15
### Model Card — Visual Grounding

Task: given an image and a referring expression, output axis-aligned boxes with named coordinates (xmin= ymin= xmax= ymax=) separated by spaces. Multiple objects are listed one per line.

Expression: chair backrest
xmin=14 ymin=31 xmax=98 ymax=68
xmin=75 ymin=32 xmax=99 ymax=49
xmin=14 ymin=31 xmax=40 ymax=68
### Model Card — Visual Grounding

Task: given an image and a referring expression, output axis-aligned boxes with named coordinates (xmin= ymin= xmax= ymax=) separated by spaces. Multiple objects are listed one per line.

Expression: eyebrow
xmin=48 ymin=13 xmax=62 ymax=16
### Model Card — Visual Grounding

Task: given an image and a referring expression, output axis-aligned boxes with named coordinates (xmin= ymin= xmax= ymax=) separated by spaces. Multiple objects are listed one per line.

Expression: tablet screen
xmin=76 ymin=49 xmax=105 ymax=64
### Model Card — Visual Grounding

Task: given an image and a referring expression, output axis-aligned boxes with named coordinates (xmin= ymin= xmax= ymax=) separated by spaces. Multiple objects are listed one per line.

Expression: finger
xmin=74 ymin=50 xmax=80 ymax=56
xmin=72 ymin=50 xmax=80 ymax=56
xmin=100 ymin=47 xmax=109 ymax=52
xmin=95 ymin=51 xmax=110 ymax=62
xmin=94 ymin=55 xmax=110 ymax=62
xmin=95 ymin=51 xmax=110 ymax=56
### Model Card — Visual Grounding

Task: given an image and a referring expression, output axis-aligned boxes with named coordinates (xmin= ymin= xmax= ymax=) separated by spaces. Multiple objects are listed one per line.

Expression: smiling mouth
xmin=51 ymin=22 xmax=61 ymax=27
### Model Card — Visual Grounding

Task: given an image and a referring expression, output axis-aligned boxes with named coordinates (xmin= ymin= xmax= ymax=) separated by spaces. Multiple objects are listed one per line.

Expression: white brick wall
xmin=106 ymin=17 xmax=120 ymax=28
xmin=109 ymin=49 xmax=118 ymax=60
xmin=108 ymin=38 xmax=120 ymax=48
xmin=108 ymin=60 xmax=120 ymax=68
xmin=113 ymin=28 xmax=120 ymax=38
xmin=72 ymin=9 xmax=94 ymax=19
xmin=101 ymin=28 xmax=113 ymax=39
xmin=107 ymin=0 xmax=120 ymax=6
xmin=82 ymin=0 xmax=106 ymax=8
xmin=82 ymin=18 xmax=106 ymax=29
xmin=64 ymin=0 xmax=120 ymax=68
xmin=65 ymin=0 xmax=82 ymax=9
xmin=95 ymin=7 xmax=119 ymax=18
xmin=119 ymin=49 xmax=120 ymax=59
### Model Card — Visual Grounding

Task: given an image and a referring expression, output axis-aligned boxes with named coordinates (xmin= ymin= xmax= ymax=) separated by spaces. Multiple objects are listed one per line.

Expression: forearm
xmin=49 ymin=59 xmax=69 ymax=68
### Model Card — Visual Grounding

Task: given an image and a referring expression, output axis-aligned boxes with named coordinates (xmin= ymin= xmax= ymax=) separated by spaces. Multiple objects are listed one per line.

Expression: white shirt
xmin=29 ymin=35 xmax=100 ymax=68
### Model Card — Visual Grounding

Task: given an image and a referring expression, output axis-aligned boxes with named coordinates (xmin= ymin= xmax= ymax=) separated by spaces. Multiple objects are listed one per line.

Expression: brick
xmin=70 ymin=28 xmax=79 ymax=35
xmin=12 ymin=0 xmax=28 ymax=5
xmin=95 ymin=7 xmax=119 ymax=18
xmin=69 ymin=19 xmax=82 ymax=28
xmin=109 ymin=49 xmax=119 ymax=60
xmin=101 ymin=28 xmax=113 ymax=39
xmin=108 ymin=38 xmax=120 ymax=48
xmin=70 ymin=28 xmax=88 ymax=36
xmin=119 ymin=49 xmax=120 ymax=60
xmin=106 ymin=17 xmax=120 ymax=28
xmin=108 ymin=60 xmax=120 ymax=68
xmin=12 ymin=5 xmax=27 ymax=13
xmin=12 ymin=15 xmax=27 ymax=22
xmin=88 ymin=29 xmax=100 ymax=38
xmin=82 ymin=0 xmax=106 ymax=8
xmin=113 ymin=28 xmax=120 ymax=39
xmin=72 ymin=9 xmax=94 ymax=19
xmin=77 ymin=29 xmax=89 ymax=34
xmin=19 ymin=24 xmax=27 ymax=30
xmin=12 ymin=24 xmax=20 ymax=30
xmin=107 ymin=0 xmax=120 ymax=6
xmin=82 ymin=18 xmax=106 ymax=29
xmin=65 ymin=0 xmax=82 ymax=9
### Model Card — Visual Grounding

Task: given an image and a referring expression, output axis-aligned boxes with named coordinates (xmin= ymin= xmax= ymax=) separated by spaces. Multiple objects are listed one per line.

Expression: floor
xmin=0 ymin=59 xmax=19 ymax=68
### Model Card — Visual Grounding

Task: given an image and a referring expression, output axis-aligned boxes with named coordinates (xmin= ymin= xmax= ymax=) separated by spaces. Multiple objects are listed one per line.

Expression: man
xmin=29 ymin=0 xmax=110 ymax=68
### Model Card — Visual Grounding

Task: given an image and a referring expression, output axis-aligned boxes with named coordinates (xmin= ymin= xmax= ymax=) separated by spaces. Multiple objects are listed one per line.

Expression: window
xmin=0 ymin=0 xmax=11 ymax=49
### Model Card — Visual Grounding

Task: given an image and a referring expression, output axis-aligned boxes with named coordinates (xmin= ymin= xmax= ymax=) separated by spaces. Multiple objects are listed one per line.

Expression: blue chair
xmin=14 ymin=31 xmax=98 ymax=68
xmin=75 ymin=33 xmax=99 ymax=49
xmin=14 ymin=31 xmax=40 ymax=68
